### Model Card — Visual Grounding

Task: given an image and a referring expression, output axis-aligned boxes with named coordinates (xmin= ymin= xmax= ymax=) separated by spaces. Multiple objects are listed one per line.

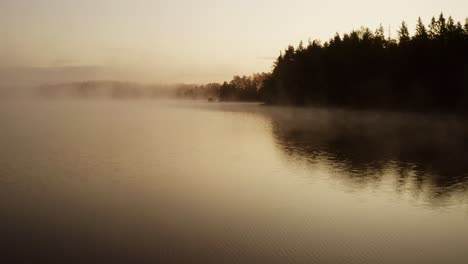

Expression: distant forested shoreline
xmin=179 ymin=14 xmax=468 ymax=111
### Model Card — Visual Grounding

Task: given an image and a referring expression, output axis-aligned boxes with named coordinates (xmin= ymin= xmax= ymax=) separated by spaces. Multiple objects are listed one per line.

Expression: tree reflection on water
xmin=268 ymin=107 xmax=468 ymax=205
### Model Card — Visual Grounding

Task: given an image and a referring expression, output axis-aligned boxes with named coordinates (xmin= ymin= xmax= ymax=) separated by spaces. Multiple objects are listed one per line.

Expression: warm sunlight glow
xmin=1 ymin=1 xmax=468 ymax=263
xmin=1 ymin=0 xmax=466 ymax=85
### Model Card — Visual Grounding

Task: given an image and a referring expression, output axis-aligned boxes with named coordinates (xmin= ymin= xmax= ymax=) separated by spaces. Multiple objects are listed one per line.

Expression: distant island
xmin=179 ymin=14 xmax=468 ymax=112
xmin=38 ymin=80 xmax=195 ymax=99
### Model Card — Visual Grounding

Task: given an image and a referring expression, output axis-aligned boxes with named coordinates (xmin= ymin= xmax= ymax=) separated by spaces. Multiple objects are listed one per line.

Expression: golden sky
xmin=0 ymin=0 xmax=466 ymax=85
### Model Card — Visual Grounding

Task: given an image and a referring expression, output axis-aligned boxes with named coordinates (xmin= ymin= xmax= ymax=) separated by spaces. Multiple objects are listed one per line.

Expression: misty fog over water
xmin=1 ymin=98 xmax=468 ymax=263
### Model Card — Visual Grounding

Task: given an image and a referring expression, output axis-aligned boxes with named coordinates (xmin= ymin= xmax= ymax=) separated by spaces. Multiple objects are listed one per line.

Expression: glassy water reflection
xmin=1 ymin=99 xmax=468 ymax=263
xmin=269 ymin=107 xmax=468 ymax=206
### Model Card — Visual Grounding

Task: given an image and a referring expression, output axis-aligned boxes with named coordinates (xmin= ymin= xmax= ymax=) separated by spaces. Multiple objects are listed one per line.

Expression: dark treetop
xmin=181 ymin=14 xmax=468 ymax=112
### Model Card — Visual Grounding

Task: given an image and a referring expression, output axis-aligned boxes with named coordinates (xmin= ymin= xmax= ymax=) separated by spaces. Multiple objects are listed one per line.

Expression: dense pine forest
xmin=261 ymin=14 xmax=468 ymax=110
xmin=176 ymin=73 xmax=269 ymax=101
xmin=180 ymin=14 xmax=468 ymax=111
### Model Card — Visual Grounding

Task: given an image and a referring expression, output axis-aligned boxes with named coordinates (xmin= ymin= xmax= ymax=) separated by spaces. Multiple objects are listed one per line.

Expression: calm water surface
xmin=1 ymin=99 xmax=468 ymax=263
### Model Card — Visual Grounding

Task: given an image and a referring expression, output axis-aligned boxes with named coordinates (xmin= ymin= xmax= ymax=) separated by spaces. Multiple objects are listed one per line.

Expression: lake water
xmin=1 ymin=99 xmax=468 ymax=263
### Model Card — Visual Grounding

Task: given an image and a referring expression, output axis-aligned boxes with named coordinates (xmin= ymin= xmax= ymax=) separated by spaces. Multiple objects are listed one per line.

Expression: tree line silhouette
xmin=177 ymin=73 xmax=269 ymax=101
xmin=179 ymin=14 xmax=468 ymax=111
xmin=260 ymin=14 xmax=468 ymax=110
